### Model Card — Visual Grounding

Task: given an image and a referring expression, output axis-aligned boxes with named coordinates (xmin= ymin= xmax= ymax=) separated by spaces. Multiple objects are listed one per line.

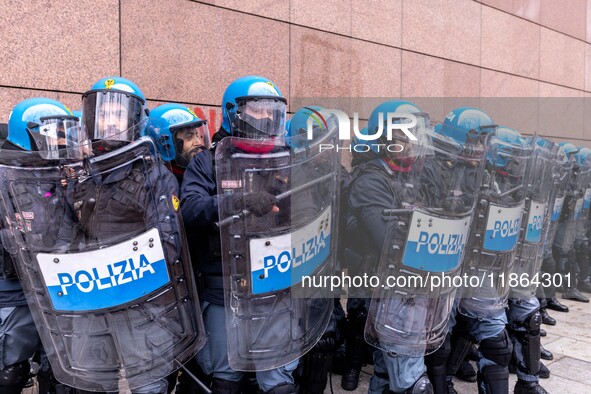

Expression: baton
xmin=215 ymin=172 xmax=335 ymax=229
xmin=498 ymin=184 xmax=522 ymax=198
xmin=174 ymin=358 xmax=212 ymax=394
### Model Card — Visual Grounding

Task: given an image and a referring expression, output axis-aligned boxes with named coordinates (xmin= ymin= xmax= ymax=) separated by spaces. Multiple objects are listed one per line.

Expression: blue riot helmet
xmin=81 ymin=76 xmax=148 ymax=146
xmin=7 ymin=97 xmax=84 ymax=159
xmin=432 ymin=121 xmax=489 ymax=167
xmin=221 ymin=76 xmax=287 ymax=153
xmin=352 ymin=100 xmax=430 ymax=169
xmin=559 ymin=142 xmax=579 ymax=165
xmin=72 ymin=110 xmax=82 ymax=120
xmin=493 ymin=126 xmax=525 ymax=170
xmin=439 ymin=107 xmax=497 ymax=146
xmin=145 ymin=103 xmax=210 ymax=168
xmin=575 ymin=146 xmax=591 ymax=169
xmin=487 ymin=126 xmax=531 ymax=198
xmin=286 ymin=106 xmax=337 ymax=152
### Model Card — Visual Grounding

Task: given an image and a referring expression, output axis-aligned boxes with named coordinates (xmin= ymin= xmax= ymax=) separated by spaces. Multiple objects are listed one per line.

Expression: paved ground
xmin=329 ymin=295 xmax=591 ymax=394
xmin=23 ymin=295 xmax=591 ymax=393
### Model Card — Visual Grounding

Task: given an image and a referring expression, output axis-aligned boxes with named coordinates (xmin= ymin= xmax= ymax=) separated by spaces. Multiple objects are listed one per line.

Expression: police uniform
xmin=181 ymin=142 xmax=298 ymax=394
xmin=346 ymin=158 xmax=427 ymax=393
xmin=0 ymin=171 xmax=72 ymax=394
xmin=70 ymin=157 xmax=180 ymax=394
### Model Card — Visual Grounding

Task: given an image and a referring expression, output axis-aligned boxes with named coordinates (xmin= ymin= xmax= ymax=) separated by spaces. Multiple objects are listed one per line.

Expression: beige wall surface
xmin=1 ymin=0 xmax=591 ymax=146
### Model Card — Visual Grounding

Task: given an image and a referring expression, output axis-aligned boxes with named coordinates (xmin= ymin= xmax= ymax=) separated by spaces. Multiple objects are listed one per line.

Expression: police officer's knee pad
xmin=524 ymin=310 xmax=541 ymax=334
xmin=0 ymin=360 xmax=29 ymax=386
xmin=511 ymin=310 xmax=541 ymax=375
xmin=478 ymin=364 xmax=509 ymax=394
xmin=265 ymin=382 xmax=297 ymax=394
xmin=446 ymin=319 xmax=473 ymax=375
xmin=403 ymin=373 xmax=433 ymax=394
xmin=479 ymin=330 xmax=513 ymax=368
xmin=297 ymin=343 xmax=331 ymax=394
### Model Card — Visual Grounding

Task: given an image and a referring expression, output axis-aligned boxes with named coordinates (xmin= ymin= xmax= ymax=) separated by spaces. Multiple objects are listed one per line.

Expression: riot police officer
xmin=286 ymin=106 xmax=346 ymax=394
xmin=0 ymin=77 xmax=205 ymax=393
xmin=0 ymin=97 xmax=81 ymax=394
xmin=553 ymin=143 xmax=589 ymax=303
xmin=347 ymin=101 xmax=486 ymax=393
xmin=146 ymin=103 xmax=210 ymax=186
xmin=145 ymin=103 xmax=212 ymax=393
xmin=435 ymin=110 xmax=530 ymax=394
xmin=507 ymin=134 xmax=558 ymax=394
xmin=181 ymin=76 xmax=300 ymax=393
xmin=537 ymin=144 xmax=573 ymax=321
xmin=574 ymin=147 xmax=591 ymax=294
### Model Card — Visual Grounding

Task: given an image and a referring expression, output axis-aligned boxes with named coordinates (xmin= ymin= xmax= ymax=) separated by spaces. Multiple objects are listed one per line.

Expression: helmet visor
xmin=82 ymin=91 xmax=145 ymax=142
xmin=233 ymin=96 xmax=287 ymax=141
xmin=31 ymin=116 xmax=85 ymax=159
xmin=382 ymin=112 xmax=431 ymax=161
xmin=172 ymin=121 xmax=210 ymax=167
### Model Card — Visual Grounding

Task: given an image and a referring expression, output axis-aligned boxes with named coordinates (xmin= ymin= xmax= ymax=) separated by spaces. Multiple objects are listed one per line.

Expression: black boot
xmin=539 ymin=308 xmax=556 ymax=325
xmin=341 ymin=304 xmax=367 ymax=391
xmin=540 ymin=345 xmax=553 ymax=361
xmin=514 ymin=379 xmax=550 ymax=394
xmin=537 ymin=362 xmax=550 ymax=379
xmin=562 ymin=287 xmax=589 ymax=302
xmin=546 ymin=297 xmax=569 ymax=312
xmin=447 ymin=376 xmax=457 ymax=394
xmin=341 ymin=368 xmax=360 ymax=391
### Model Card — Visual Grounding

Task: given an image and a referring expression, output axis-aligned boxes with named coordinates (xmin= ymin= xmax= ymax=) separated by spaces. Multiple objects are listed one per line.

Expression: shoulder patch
xmin=172 ymin=195 xmax=180 ymax=212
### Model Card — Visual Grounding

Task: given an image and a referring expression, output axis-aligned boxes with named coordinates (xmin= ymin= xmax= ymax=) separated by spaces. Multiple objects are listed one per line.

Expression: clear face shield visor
xmin=233 ymin=96 xmax=287 ymax=141
xmin=172 ymin=121 xmax=210 ymax=167
xmin=376 ymin=112 xmax=431 ymax=162
xmin=29 ymin=115 xmax=86 ymax=159
xmin=82 ymin=91 xmax=145 ymax=143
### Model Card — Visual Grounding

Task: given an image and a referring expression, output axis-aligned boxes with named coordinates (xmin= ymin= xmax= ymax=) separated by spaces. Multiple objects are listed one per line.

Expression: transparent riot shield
xmin=365 ymin=124 xmax=487 ymax=356
xmin=215 ymin=124 xmax=339 ymax=371
xmin=0 ymin=137 xmax=206 ymax=391
xmin=553 ymin=159 xmax=585 ymax=262
xmin=543 ymin=156 xmax=572 ymax=257
xmin=512 ymin=137 xmax=560 ymax=298
xmin=575 ymin=161 xmax=591 ymax=242
xmin=458 ymin=133 xmax=531 ymax=318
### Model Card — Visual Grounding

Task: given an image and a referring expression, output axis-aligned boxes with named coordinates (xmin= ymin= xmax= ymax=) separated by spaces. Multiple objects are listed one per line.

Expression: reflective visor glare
xmin=83 ymin=91 xmax=144 ymax=141
xmin=236 ymin=99 xmax=286 ymax=137
xmin=35 ymin=118 xmax=85 ymax=159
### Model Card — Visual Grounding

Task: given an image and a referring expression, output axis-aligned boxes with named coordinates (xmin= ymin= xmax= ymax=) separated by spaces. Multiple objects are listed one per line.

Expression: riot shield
xmin=575 ymin=161 xmax=591 ymax=241
xmin=554 ymin=158 xmax=586 ymax=259
xmin=364 ymin=123 xmax=487 ymax=356
xmin=0 ymin=137 xmax=206 ymax=391
xmin=215 ymin=121 xmax=339 ymax=371
xmin=543 ymin=156 xmax=572 ymax=258
xmin=511 ymin=137 xmax=559 ymax=298
xmin=458 ymin=132 xmax=531 ymax=318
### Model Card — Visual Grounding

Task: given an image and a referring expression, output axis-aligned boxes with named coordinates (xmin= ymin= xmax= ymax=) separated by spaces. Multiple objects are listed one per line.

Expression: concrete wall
xmin=1 ymin=0 xmax=590 ymax=145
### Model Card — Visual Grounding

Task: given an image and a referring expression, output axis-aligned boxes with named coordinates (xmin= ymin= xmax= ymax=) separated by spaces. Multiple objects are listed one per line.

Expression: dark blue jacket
xmin=180 ymin=149 xmax=224 ymax=305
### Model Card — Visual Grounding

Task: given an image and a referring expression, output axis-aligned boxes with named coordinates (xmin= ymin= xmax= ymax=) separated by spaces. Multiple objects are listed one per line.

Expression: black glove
xmin=443 ymin=196 xmax=465 ymax=213
xmin=233 ymin=192 xmax=278 ymax=217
